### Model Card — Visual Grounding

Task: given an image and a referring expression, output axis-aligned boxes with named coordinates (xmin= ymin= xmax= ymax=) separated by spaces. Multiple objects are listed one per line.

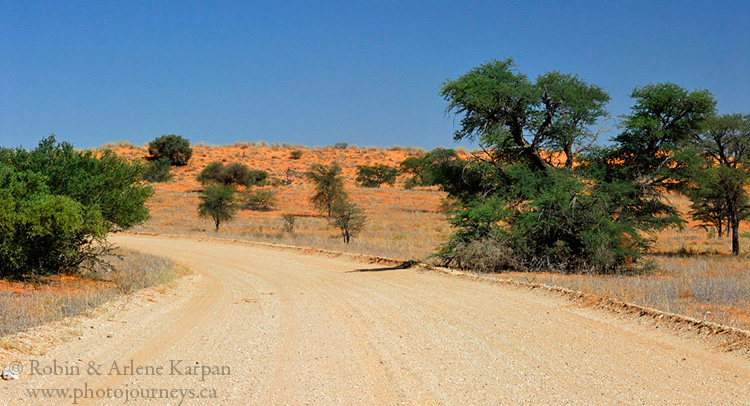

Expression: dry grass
xmin=111 ymin=145 xmax=750 ymax=331
xmin=0 ymin=250 xmax=178 ymax=337
xmin=0 ymin=280 xmax=118 ymax=337
xmin=504 ymin=255 xmax=750 ymax=330
xmin=100 ymin=249 xmax=180 ymax=294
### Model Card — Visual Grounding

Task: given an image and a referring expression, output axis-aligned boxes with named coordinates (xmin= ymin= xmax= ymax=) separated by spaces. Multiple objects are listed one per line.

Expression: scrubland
xmin=5 ymin=142 xmax=748 ymax=336
xmin=105 ymin=144 xmax=750 ymax=331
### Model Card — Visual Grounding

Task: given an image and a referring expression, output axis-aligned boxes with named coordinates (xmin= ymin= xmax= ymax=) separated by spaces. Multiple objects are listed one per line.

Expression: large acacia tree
xmin=440 ymin=58 xmax=610 ymax=171
xmin=438 ymin=59 xmax=628 ymax=273
xmin=437 ymin=60 xmax=716 ymax=273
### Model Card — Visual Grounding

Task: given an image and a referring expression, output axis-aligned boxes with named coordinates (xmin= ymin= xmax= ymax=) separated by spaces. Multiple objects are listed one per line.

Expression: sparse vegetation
xmin=106 ymin=250 xmax=178 ymax=294
xmin=281 ymin=213 xmax=296 ymax=233
xmin=101 ymin=134 xmax=750 ymax=330
xmin=243 ymin=189 xmax=278 ymax=211
xmin=0 ymin=250 xmax=177 ymax=337
xmin=290 ymin=150 xmax=303 ymax=160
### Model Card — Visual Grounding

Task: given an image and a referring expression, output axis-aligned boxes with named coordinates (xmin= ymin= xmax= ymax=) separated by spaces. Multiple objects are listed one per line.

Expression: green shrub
xmin=197 ymin=161 xmax=268 ymax=187
xmin=143 ymin=157 xmax=173 ymax=182
xmin=356 ymin=164 xmax=398 ymax=188
xmin=0 ymin=136 xmax=152 ymax=278
xmin=399 ymin=148 xmax=465 ymax=189
xmin=147 ymin=134 xmax=193 ymax=166
xmin=244 ymin=189 xmax=277 ymax=211
xmin=290 ymin=150 xmax=303 ymax=159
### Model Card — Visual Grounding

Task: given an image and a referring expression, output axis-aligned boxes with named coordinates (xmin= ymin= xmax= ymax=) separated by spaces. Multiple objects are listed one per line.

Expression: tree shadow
xmin=345 ymin=260 xmax=418 ymax=273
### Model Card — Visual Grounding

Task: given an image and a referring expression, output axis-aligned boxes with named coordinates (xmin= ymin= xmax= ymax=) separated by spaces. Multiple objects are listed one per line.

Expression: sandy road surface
xmin=2 ymin=233 xmax=750 ymax=405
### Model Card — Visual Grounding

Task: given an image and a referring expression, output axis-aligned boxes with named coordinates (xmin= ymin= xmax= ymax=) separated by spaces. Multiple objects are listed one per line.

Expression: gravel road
xmin=2 ymin=233 xmax=749 ymax=405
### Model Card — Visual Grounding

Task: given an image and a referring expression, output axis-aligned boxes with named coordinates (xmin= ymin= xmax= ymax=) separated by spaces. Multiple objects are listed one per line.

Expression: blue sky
xmin=1 ymin=1 xmax=748 ymax=149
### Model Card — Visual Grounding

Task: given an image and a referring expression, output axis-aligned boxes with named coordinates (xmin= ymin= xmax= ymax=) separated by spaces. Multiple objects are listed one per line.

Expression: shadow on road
xmin=345 ymin=260 xmax=418 ymax=273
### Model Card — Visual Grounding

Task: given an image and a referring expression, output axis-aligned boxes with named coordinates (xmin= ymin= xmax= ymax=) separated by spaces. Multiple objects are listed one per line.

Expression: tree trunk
xmin=215 ymin=218 xmax=220 ymax=232
xmin=731 ymin=214 xmax=740 ymax=255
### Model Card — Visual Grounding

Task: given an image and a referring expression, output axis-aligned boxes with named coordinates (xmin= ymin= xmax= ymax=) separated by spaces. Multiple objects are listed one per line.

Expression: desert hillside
xmin=112 ymin=144 xmax=451 ymax=261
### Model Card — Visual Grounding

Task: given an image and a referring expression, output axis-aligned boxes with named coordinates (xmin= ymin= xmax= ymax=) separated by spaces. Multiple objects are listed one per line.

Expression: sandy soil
xmin=2 ymin=233 xmax=749 ymax=405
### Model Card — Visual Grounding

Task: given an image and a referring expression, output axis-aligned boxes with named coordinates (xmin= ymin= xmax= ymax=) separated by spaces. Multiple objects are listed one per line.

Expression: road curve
xmin=3 ymin=233 xmax=749 ymax=405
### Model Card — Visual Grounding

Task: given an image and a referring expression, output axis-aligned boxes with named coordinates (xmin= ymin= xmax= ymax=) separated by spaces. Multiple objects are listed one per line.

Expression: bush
xmin=243 ymin=189 xmax=277 ymax=211
xmin=290 ymin=150 xmax=303 ymax=159
xmin=147 ymin=134 xmax=193 ymax=166
xmin=281 ymin=213 xmax=296 ymax=233
xmin=143 ymin=157 xmax=173 ymax=182
xmin=0 ymin=136 xmax=152 ymax=278
xmin=437 ymin=167 xmax=643 ymax=274
xmin=197 ymin=161 xmax=268 ymax=187
xmin=399 ymin=148 xmax=465 ymax=189
xmin=356 ymin=164 xmax=398 ymax=188
xmin=329 ymin=200 xmax=367 ymax=244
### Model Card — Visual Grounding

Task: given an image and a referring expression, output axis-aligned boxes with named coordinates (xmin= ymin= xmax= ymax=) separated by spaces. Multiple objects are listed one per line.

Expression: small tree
xmin=688 ymin=113 xmax=750 ymax=254
xmin=356 ymin=164 xmax=398 ymax=188
xmin=281 ymin=213 xmax=296 ymax=233
xmin=329 ymin=200 xmax=366 ymax=244
xmin=198 ymin=184 xmax=238 ymax=231
xmin=306 ymin=163 xmax=347 ymax=217
xmin=147 ymin=134 xmax=193 ymax=166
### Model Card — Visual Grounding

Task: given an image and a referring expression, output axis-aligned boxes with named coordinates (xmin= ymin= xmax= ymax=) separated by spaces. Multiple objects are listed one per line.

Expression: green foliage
xmin=147 ymin=134 xmax=193 ymax=166
xmin=197 ymin=184 xmax=238 ymax=231
xmin=356 ymin=164 xmax=398 ymax=187
xmin=0 ymin=136 xmax=152 ymax=277
xmin=329 ymin=200 xmax=367 ymax=244
xmin=439 ymin=58 xmax=609 ymax=171
xmin=197 ymin=161 xmax=268 ymax=187
xmin=0 ymin=136 xmax=152 ymax=231
xmin=611 ymin=83 xmax=716 ymax=190
xmin=143 ymin=157 xmax=173 ymax=183
xmin=399 ymin=148 xmax=471 ymax=191
xmin=438 ymin=167 xmax=643 ymax=273
xmin=306 ymin=163 xmax=347 ymax=217
xmin=290 ymin=150 xmax=303 ymax=159
xmin=243 ymin=189 xmax=277 ymax=211
xmin=436 ymin=62 xmax=717 ymax=273
xmin=686 ymin=113 xmax=750 ymax=254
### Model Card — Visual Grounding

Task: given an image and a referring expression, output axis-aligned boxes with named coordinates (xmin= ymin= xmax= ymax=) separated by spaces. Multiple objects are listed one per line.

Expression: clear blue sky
xmin=1 ymin=1 xmax=748 ymax=150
